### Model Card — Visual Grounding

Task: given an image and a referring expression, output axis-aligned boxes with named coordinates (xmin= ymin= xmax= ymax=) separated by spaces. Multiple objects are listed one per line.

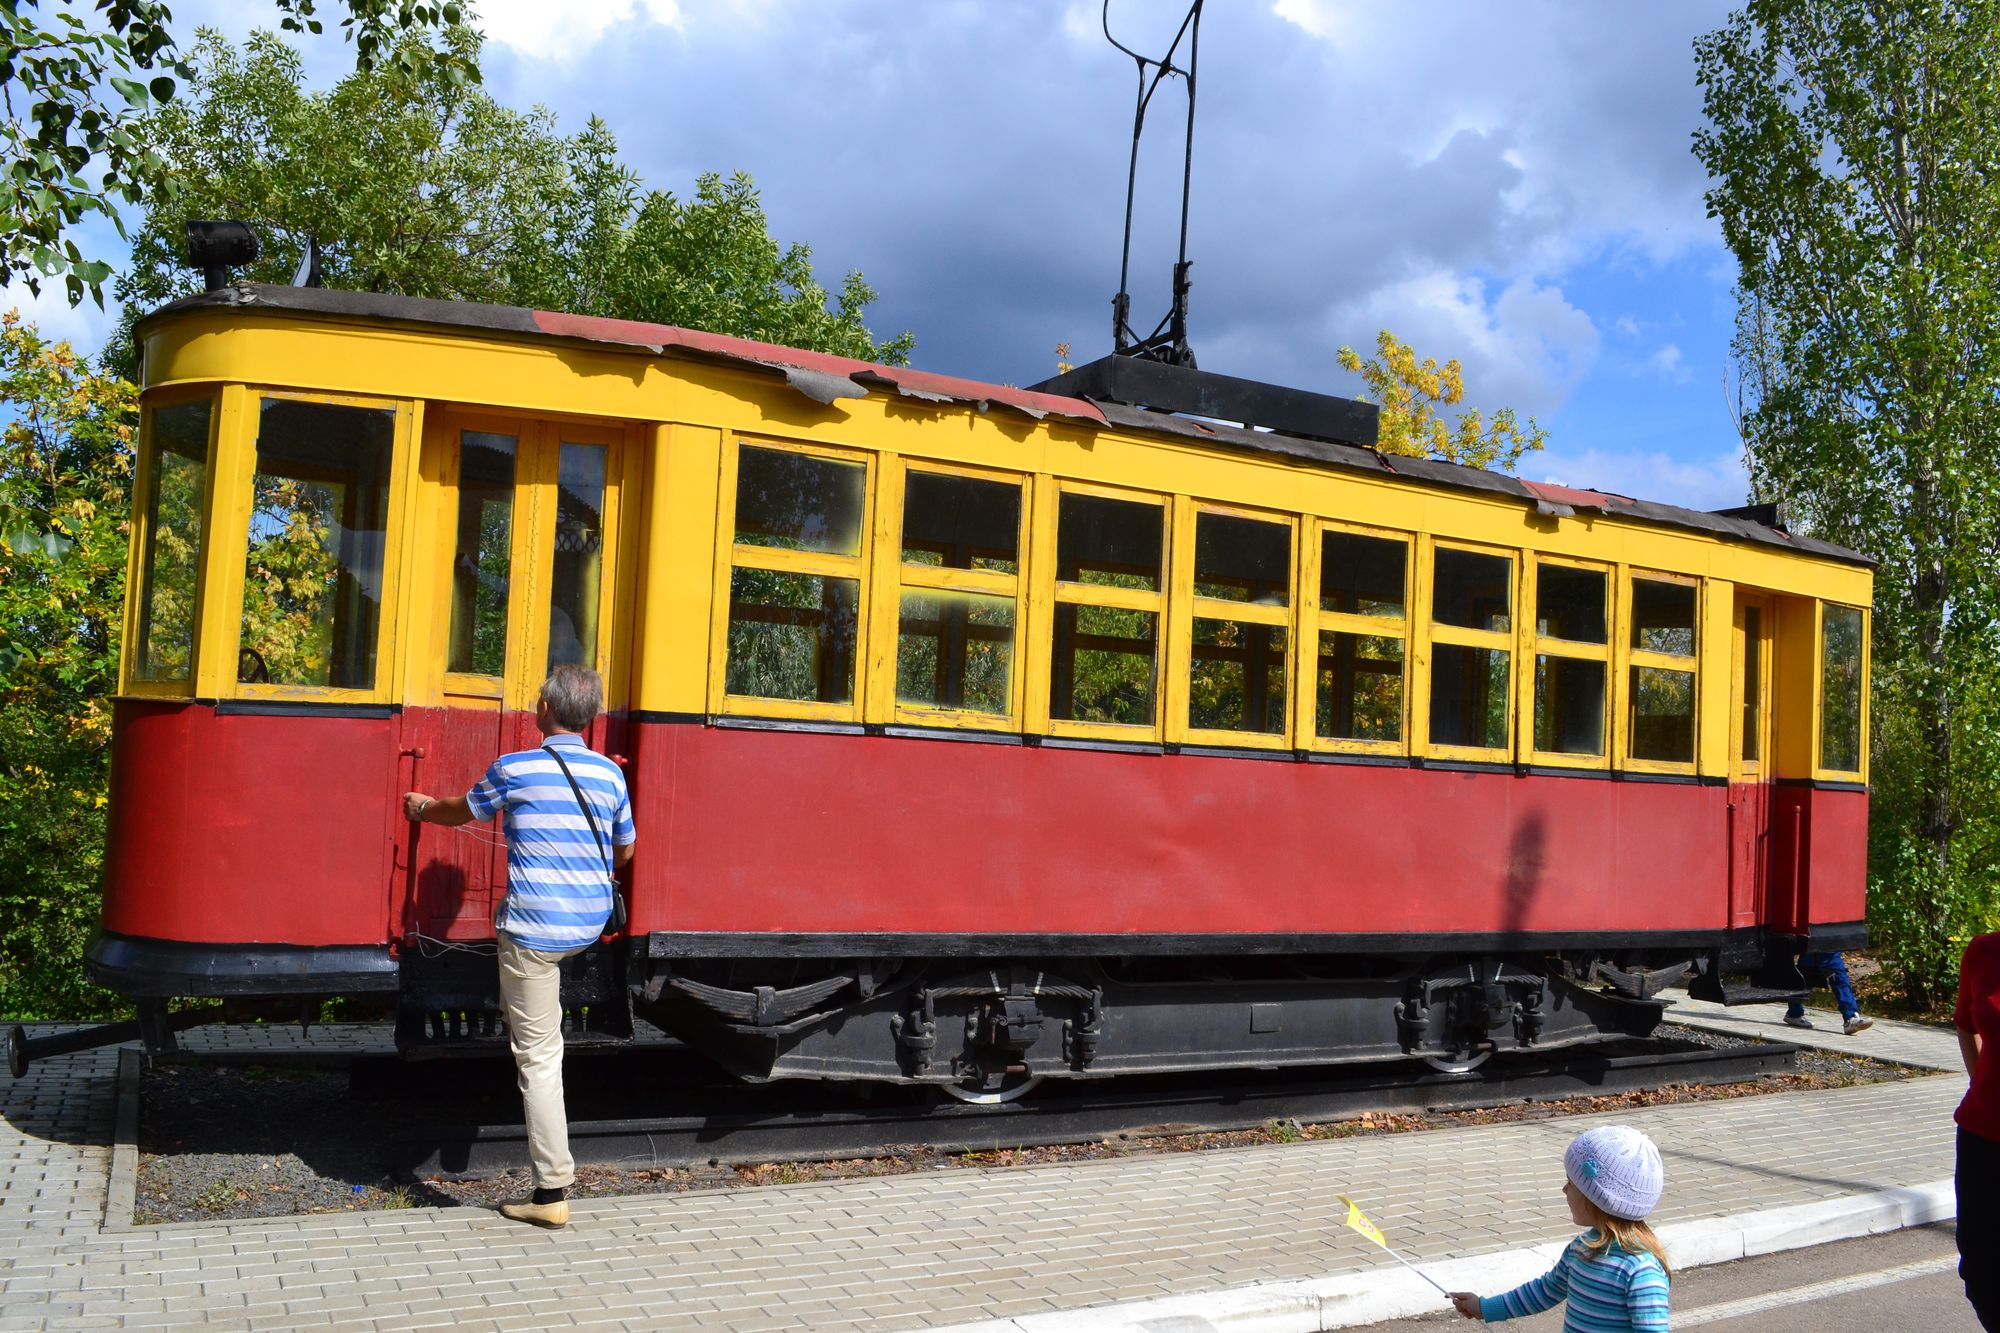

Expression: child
xmin=1448 ymin=1124 xmax=1671 ymax=1330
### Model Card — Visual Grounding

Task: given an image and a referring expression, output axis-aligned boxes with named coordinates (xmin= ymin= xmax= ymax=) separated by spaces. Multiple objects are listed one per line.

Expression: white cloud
xmin=1650 ymin=343 xmax=1689 ymax=381
xmin=1536 ymin=444 xmax=1749 ymax=512
xmin=473 ymin=0 xmax=681 ymax=63
xmin=1 ymin=281 xmax=120 ymax=354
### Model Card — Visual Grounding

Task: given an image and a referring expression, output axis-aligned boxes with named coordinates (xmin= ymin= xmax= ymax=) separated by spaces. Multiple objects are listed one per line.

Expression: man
xmin=1783 ymin=950 xmax=1872 ymax=1035
xmin=404 ymin=663 xmax=635 ymax=1229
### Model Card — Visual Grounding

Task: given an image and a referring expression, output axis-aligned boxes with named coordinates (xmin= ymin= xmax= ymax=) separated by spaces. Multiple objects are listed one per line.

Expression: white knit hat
xmin=1564 ymin=1125 xmax=1664 ymax=1221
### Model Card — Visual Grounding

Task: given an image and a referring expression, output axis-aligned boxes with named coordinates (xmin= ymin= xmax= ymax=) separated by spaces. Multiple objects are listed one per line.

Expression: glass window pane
xmin=1535 ymin=655 xmax=1606 ymax=756
xmin=547 ymin=442 xmax=605 ymax=670
xmin=1631 ymin=578 xmax=1697 ymax=657
xmin=1321 ymin=531 xmax=1406 ymax=618
xmin=1743 ymin=605 xmax=1762 ymax=764
xmin=1630 ymin=666 xmax=1695 ymax=763
xmin=1433 ymin=549 xmax=1512 ymax=632
xmin=238 ymin=399 xmax=395 ymax=689
xmin=897 ymin=590 xmax=1014 ymax=714
xmin=131 ymin=401 xmax=210 ymax=682
xmin=1316 ymin=630 xmax=1402 ymax=742
xmin=1537 ymin=564 xmax=1606 ymax=644
xmin=1194 ymin=512 xmax=1290 ymax=605
xmin=901 ymin=472 xmax=1020 ymax=573
xmin=1820 ymin=605 xmax=1864 ymax=771
xmin=734 ymin=445 xmax=865 ymax=555
xmin=1189 ymin=618 xmax=1288 ymax=734
xmin=725 ymin=569 xmax=859 ymax=703
xmin=1430 ymin=643 xmax=1510 ymax=750
xmin=1051 ymin=603 xmax=1156 ymax=725
xmin=446 ymin=431 xmax=515 ymax=676
xmin=1057 ymin=493 xmax=1162 ymax=592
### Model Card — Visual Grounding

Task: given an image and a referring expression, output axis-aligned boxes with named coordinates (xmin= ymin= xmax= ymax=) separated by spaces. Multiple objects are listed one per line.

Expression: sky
xmin=10 ymin=0 xmax=1757 ymax=512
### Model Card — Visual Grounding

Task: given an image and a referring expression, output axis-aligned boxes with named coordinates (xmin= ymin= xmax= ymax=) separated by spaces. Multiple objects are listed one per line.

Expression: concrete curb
xmin=932 ymin=1180 xmax=1957 ymax=1332
xmin=102 ymin=1046 xmax=139 ymax=1233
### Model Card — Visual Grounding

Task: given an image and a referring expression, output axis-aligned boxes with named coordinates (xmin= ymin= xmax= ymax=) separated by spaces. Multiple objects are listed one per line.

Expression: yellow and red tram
xmin=93 ymin=284 xmax=1872 ymax=1091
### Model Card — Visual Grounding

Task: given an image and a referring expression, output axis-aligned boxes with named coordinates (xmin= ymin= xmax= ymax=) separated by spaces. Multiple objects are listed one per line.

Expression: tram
xmin=82 ymin=280 xmax=1872 ymax=1095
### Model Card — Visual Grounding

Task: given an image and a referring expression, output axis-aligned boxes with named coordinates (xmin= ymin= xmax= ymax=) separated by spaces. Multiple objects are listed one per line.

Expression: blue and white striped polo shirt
xmin=465 ymin=732 xmax=636 ymax=952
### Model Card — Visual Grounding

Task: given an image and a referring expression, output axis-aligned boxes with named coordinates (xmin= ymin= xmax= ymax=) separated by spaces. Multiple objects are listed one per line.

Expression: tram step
xmin=1687 ymin=982 xmax=1807 ymax=1007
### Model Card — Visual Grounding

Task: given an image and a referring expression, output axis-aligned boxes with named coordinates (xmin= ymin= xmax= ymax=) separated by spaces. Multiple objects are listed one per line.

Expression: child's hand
xmin=1449 ymin=1291 xmax=1484 ymax=1320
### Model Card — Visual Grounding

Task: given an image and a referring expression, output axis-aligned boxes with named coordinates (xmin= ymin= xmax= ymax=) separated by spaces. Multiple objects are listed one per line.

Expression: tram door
xmin=1726 ymin=592 xmax=1776 ymax=928
xmin=402 ymin=411 xmax=630 ymax=941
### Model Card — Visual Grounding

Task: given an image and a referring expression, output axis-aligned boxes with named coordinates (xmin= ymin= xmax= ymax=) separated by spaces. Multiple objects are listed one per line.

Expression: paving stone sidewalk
xmin=0 ymin=1012 xmax=1964 ymax=1333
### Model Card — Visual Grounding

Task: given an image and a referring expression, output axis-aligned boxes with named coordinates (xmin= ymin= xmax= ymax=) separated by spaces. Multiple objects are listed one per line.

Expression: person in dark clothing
xmin=1956 ymin=933 xmax=2000 ymax=1330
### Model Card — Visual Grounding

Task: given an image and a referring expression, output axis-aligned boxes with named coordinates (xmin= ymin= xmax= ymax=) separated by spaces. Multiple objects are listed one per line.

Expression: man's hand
xmin=1449 ymin=1292 xmax=1483 ymax=1320
xmin=403 ymin=792 xmax=432 ymax=822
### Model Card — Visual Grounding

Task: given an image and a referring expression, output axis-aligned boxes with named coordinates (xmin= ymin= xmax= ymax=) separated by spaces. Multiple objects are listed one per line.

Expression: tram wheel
xmin=939 ymin=1074 xmax=1044 ymax=1105
xmin=1422 ymin=1050 xmax=1492 ymax=1075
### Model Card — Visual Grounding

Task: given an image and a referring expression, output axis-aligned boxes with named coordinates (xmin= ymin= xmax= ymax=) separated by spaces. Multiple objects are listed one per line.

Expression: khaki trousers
xmin=497 ymin=934 xmax=586 ymax=1190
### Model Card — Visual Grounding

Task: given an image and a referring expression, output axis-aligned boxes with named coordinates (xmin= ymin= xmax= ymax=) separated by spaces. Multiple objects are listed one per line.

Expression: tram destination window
xmin=1820 ymin=604 xmax=1864 ymax=772
xmin=734 ymin=446 xmax=865 ymax=555
xmin=131 ymin=400 xmax=210 ymax=683
xmin=548 ymin=442 xmax=606 ymax=669
xmin=446 ymin=431 xmax=515 ymax=678
xmin=725 ymin=569 xmax=859 ymax=704
xmin=237 ymin=399 xmax=395 ymax=690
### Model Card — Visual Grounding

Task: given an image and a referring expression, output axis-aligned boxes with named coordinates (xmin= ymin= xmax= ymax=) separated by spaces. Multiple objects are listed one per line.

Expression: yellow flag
xmin=1338 ymin=1194 xmax=1387 ymax=1250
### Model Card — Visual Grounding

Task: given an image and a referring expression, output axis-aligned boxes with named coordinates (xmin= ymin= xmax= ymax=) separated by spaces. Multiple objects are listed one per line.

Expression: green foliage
xmin=110 ymin=30 xmax=912 ymax=373
xmin=1696 ymin=0 xmax=2000 ymax=1006
xmin=0 ymin=314 xmax=134 ymax=1020
xmin=0 ymin=1 xmax=475 ymax=308
xmin=1336 ymin=330 xmax=1547 ymax=472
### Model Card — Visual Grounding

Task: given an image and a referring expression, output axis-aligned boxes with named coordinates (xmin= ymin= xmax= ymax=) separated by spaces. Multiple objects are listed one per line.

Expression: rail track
xmin=321 ymin=1033 xmax=1800 ymax=1179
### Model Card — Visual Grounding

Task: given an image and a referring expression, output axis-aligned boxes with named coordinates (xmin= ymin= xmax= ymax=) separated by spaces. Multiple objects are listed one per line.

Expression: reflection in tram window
xmin=1051 ymin=604 xmax=1157 ymax=725
xmin=547 ymin=442 xmax=605 ymax=670
xmin=1430 ymin=643 xmax=1510 ymax=750
xmin=447 ymin=431 xmax=515 ymax=677
xmin=896 ymin=590 xmax=1014 ymax=713
xmin=1320 ymin=531 xmax=1405 ymax=617
xmin=1537 ymin=565 xmax=1607 ymax=644
xmin=237 ymin=398 xmax=394 ymax=689
xmin=131 ymin=400 xmax=211 ymax=683
xmin=1057 ymin=493 xmax=1162 ymax=590
xmin=1316 ymin=631 xmax=1403 ymax=741
xmin=734 ymin=445 xmax=865 ymax=555
xmin=1632 ymin=579 xmax=1697 ymax=656
xmin=1630 ymin=665 xmax=1696 ymax=763
xmin=1821 ymin=605 xmax=1864 ymax=772
xmin=1194 ymin=512 xmax=1290 ymax=605
xmin=725 ymin=569 xmax=859 ymax=703
xmin=901 ymin=472 xmax=1020 ymax=572
xmin=1535 ymin=656 xmax=1607 ymax=756
xmin=1190 ymin=618 xmax=1287 ymax=734
xmin=1433 ymin=549 xmax=1512 ymax=632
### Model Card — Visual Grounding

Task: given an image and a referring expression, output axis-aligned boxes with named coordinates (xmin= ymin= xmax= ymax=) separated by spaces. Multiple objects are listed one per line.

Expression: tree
xmin=0 ymin=0 xmax=476 ymax=307
xmin=1695 ymin=0 xmax=2000 ymax=1006
xmin=111 ymin=30 xmax=912 ymax=372
xmin=1336 ymin=329 xmax=1547 ymax=472
xmin=0 ymin=313 xmax=134 ymax=1019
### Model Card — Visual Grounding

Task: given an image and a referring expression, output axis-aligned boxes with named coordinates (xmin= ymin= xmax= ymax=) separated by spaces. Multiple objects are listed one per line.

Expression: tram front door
xmin=399 ymin=410 xmax=632 ymax=942
xmin=1726 ymin=592 xmax=1775 ymax=928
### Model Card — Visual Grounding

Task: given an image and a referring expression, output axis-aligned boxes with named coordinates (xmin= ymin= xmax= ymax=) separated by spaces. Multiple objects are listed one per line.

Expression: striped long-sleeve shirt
xmin=465 ymin=733 xmax=636 ymax=952
xmin=1479 ymin=1235 xmax=1670 ymax=1332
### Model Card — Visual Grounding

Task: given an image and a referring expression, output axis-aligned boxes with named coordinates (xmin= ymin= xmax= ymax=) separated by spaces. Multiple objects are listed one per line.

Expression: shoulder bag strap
xmin=542 ymin=744 xmax=610 ymax=874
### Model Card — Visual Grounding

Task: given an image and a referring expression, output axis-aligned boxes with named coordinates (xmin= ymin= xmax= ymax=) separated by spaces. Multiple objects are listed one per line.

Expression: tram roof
xmin=139 ymin=283 xmax=1874 ymax=570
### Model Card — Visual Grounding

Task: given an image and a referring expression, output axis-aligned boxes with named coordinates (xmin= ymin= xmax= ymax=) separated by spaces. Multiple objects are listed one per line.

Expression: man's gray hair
xmin=540 ymin=663 xmax=603 ymax=732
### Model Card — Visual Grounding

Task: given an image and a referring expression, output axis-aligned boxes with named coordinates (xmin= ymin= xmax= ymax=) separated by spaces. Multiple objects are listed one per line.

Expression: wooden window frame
xmin=1521 ymin=555 xmax=1613 ymax=771
xmin=1812 ymin=599 xmax=1870 ymax=783
xmin=1169 ymin=498 xmax=1297 ymax=752
xmin=711 ymin=435 xmax=876 ymax=724
xmin=1036 ymin=478 xmax=1172 ymax=744
xmin=120 ymin=385 xmax=221 ymax=699
xmin=1617 ymin=567 xmax=1701 ymax=776
xmin=871 ymin=458 xmax=1028 ymax=733
xmin=223 ymin=388 xmax=416 ymax=706
xmin=1297 ymin=517 xmax=1411 ymax=756
xmin=1420 ymin=536 xmax=1518 ymax=763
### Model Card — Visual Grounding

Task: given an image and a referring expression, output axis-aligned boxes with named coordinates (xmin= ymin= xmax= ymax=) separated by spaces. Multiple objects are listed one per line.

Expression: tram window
xmin=1631 ymin=579 xmax=1696 ymax=655
xmin=1190 ymin=619 xmax=1288 ymax=734
xmin=1057 ymin=493 xmax=1163 ymax=591
xmin=1820 ymin=604 xmax=1864 ymax=772
xmin=734 ymin=445 xmax=865 ymax=556
xmin=897 ymin=590 xmax=1013 ymax=713
xmin=1432 ymin=549 xmax=1512 ymax=632
xmin=724 ymin=569 xmax=859 ymax=704
xmin=1321 ymin=531 xmax=1405 ymax=617
xmin=237 ymin=399 xmax=395 ymax=690
xmin=1316 ymin=631 xmax=1402 ymax=742
xmin=446 ymin=431 xmax=515 ymax=677
xmin=1629 ymin=666 xmax=1696 ymax=763
xmin=1050 ymin=603 xmax=1157 ymax=725
xmin=1742 ymin=605 xmax=1763 ymax=764
xmin=547 ymin=442 xmax=606 ymax=670
xmin=1430 ymin=643 xmax=1509 ymax=750
xmin=1194 ymin=513 xmax=1291 ymax=605
xmin=1535 ymin=655 xmax=1607 ymax=756
xmin=901 ymin=472 xmax=1020 ymax=572
xmin=131 ymin=400 xmax=210 ymax=683
xmin=1537 ymin=565 xmax=1606 ymax=643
